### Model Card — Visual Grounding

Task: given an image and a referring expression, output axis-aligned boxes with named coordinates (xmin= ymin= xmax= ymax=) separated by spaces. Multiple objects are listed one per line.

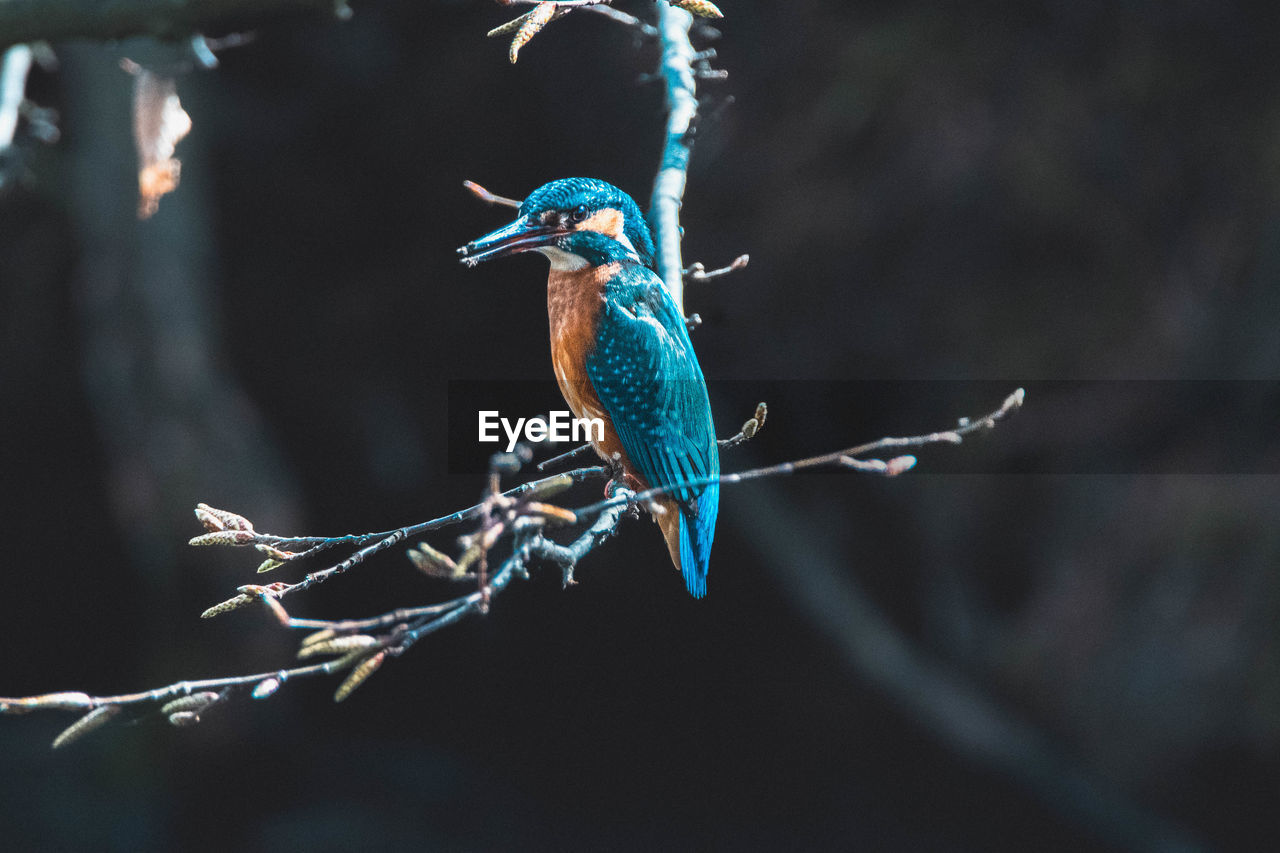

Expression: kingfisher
xmin=458 ymin=178 xmax=719 ymax=597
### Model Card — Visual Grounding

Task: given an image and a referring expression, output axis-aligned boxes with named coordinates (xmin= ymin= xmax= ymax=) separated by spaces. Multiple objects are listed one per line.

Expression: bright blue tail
xmin=678 ymin=483 xmax=719 ymax=598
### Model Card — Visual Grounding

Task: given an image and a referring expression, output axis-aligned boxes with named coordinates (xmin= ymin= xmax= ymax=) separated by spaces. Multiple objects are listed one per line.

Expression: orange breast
xmin=547 ymin=263 xmax=685 ymax=575
xmin=547 ymin=263 xmax=632 ymax=471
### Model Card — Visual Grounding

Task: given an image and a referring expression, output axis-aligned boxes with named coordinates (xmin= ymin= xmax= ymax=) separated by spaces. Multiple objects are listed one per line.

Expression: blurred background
xmin=2 ymin=1 xmax=1278 ymax=850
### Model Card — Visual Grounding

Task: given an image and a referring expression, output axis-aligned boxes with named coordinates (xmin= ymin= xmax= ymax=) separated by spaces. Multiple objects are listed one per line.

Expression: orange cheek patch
xmin=580 ymin=207 xmax=625 ymax=240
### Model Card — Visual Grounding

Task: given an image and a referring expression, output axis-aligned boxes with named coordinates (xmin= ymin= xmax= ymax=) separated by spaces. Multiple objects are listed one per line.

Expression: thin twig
xmin=575 ymin=388 xmax=1026 ymax=520
xmin=536 ymin=441 xmax=599 ymax=472
xmin=684 ymin=253 xmax=749 ymax=282
xmin=463 ymin=179 xmax=522 ymax=209
xmin=0 ymin=486 xmax=631 ymax=731
xmin=718 ymin=401 xmax=767 ymax=449
xmin=192 ymin=465 xmax=607 ymax=603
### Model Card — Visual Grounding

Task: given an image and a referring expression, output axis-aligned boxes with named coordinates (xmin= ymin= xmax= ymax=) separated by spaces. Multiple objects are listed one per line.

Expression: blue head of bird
xmin=458 ymin=178 xmax=655 ymax=270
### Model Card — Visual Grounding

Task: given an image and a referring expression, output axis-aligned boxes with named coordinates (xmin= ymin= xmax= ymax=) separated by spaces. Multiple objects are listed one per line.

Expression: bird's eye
xmin=570 ymin=205 xmax=588 ymax=223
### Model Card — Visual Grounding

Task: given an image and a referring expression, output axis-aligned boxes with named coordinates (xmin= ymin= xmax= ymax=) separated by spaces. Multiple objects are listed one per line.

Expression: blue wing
xmin=586 ymin=268 xmax=719 ymax=595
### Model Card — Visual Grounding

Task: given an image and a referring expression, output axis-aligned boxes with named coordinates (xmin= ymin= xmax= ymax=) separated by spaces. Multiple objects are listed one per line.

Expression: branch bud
xmin=200 ymin=593 xmax=254 ymax=619
xmin=333 ymin=650 xmax=387 ymax=703
xmin=189 ymin=530 xmax=256 ymax=547
xmin=193 ymin=503 xmax=254 ymax=532
xmin=300 ymin=628 xmax=337 ymax=648
xmin=407 ymin=542 xmax=461 ymax=578
xmin=160 ymin=692 xmax=220 ymax=716
xmin=509 ymin=2 xmax=556 ymax=64
xmin=52 ymin=705 xmax=122 ymax=749
xmin=194 ymin=506 xmax=226 ymax=532
xmin=488 ymin=9 xmax=533 ymax=38
xmin=670 ymin=0 xmax=724 ymax=20
xmin=255 ymin=544 xmax=296 ymax=561
xmin=525 ymin=472 xmax=575 ymax=499
xmin=521 ymin=502 xmax=578 ymax=526
xmin=884 ymin=455 xmax=917 ymax=476
xmin=297 ymin=635 xmax=380 ymax=660
xmin=251 ymin=678 xmax=281 ymax=700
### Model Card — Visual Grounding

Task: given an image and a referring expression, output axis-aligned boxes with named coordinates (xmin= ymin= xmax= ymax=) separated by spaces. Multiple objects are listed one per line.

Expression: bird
xmin=458 ymin=177 xmax=719 ymax=597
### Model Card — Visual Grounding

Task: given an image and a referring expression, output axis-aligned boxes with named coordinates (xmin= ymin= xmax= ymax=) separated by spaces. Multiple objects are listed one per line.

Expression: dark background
xmin=2 ymin=1 xmax=1278 ymax=850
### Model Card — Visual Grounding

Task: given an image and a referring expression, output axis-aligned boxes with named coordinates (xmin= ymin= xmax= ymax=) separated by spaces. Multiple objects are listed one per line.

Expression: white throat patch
xmin=538 ymin=246 xmax=590 ymax=272
xmin=615 ymin=230 xmax=640 ymax=260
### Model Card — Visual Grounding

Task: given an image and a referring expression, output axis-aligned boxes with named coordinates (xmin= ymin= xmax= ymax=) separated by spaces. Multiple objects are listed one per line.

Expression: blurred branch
xmin=579 ymin=3 xmax=657 ymax=36
xmin=0 ymin=0 xmax=347 ymax=49
xmin=2 ymin=42 xmax=59 ymax=187
xmin=0 ymin=390 xmax=1024 ymax=746
xmin=0 ymin=44 xmax=31 ymax=151
xmin=746 ymin=477 xmax=1203 ymax=853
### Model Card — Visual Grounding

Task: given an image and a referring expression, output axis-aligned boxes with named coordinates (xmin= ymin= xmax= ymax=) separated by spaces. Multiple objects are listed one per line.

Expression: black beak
xmin=457 ymin=217 xmax=568 ymax=266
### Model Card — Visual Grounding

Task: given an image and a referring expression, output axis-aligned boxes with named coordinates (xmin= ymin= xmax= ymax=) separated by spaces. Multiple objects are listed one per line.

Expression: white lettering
xmin=501 ymin=417 xmax=525 ymax=453
xmin=478 ymin=411 xmax=500 ymax=443
xmin=478 ymin=410 xmax=607 ymax=451
xmin=549 ymin=410 xmax=570 ymax=443
xmin=574 ymin=415 xmax=603 ymax=444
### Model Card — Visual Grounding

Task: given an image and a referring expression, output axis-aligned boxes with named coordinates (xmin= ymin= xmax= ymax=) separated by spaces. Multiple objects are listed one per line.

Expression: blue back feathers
xmin=584 ymin=261 xmax=719 ymax=598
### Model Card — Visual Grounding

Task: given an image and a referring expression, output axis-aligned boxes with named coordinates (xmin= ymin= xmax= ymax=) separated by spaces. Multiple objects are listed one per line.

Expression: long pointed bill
xmin=457 ymin=217 xmax=568 ymax=266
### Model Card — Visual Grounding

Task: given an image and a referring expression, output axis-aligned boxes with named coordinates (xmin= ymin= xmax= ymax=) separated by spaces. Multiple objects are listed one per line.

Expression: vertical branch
xmin=649 ymin=3 xmax=697 ymax=315
xmin=0 ymin=44 xmax=32 ymax=154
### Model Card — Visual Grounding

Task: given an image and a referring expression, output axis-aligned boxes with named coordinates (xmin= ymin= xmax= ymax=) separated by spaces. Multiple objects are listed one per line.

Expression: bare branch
xmin=188 ymin=464 xmax=607 ymax=604
xmin=575 ymin=388 xmax=1026 ymax=519
xmin=648 ymin=3 xmax=699 ymax=313
xmin=0 ymin=388 xmax=1022 ymax=745
xmin=535 ymin=441 xmax=600 ymax=473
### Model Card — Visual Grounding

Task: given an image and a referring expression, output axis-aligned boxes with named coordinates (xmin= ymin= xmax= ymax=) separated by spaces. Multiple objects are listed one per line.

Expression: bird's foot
xmin=603 ymin=472 xmax=644 ymax=498
xmin=604 ymin=461 xmax=645 ymax=520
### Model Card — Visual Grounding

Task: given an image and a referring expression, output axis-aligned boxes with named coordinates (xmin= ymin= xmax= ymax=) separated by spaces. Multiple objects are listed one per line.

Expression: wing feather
xmin=586 ymin=271 xmax=718 ymax=509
